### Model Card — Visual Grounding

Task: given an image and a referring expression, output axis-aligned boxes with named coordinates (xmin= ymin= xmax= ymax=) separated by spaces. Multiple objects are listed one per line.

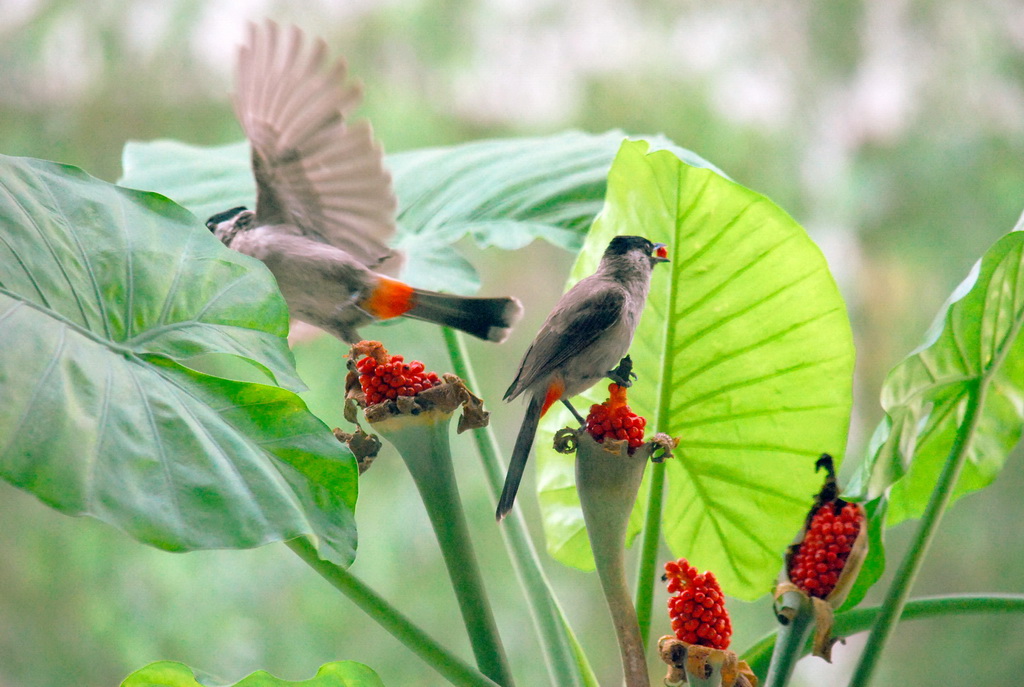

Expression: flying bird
xmin=207 ymin=20 xmax=522 ymax=343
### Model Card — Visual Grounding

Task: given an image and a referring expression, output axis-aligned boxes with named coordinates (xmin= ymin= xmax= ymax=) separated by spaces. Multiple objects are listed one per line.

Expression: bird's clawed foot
xmin=607 ymin=355 xmax=637 ymax=388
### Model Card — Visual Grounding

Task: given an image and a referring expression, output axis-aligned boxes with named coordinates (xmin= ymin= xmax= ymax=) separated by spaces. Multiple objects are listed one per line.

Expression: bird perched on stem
xmin=206 ymin=20 xmax=522 ymax=343
xmin=496 ymin=235 xmax=669 ymax=520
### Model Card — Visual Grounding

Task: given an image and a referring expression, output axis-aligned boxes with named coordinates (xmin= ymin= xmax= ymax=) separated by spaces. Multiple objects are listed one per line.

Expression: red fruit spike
xmin=353 ymin=343 xmax=444 ymax=405
xmin=664 ymin=558 xmax=731 ymax=650
xmin=584 ymin=384 xmax=648 ymax=451
xmin=788 ymin=498 xmax=865 ymax=598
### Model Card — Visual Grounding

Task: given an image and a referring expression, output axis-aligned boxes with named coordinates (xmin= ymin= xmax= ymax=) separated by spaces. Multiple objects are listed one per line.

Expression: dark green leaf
xmin=0 ymin=155 xmax=357 ymax=564
xmin=536 ymin=140 xmax=855 ymax=599
xmin=847 ymin=230 xmax=1024 ymax=525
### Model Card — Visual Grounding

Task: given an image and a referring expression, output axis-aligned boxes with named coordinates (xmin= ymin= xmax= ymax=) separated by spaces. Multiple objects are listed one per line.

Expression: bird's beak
xmin=653 ymin=243 xmax=670 ymax=263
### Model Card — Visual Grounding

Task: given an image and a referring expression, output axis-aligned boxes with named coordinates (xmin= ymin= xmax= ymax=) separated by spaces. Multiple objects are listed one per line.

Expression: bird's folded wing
xmin=505 ymin=283 xmax=625 ymax=399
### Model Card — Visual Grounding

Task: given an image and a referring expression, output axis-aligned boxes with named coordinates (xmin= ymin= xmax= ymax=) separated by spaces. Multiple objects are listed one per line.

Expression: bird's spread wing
xmin=505 ymin=281 xmax=625 ymax=399
xmin=234 ymin=21 xmax=399 ymax=271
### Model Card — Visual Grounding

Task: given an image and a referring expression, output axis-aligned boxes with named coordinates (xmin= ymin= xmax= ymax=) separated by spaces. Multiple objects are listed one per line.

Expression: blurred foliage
xmin=1 ymin=0 xmax=1023 ymax=686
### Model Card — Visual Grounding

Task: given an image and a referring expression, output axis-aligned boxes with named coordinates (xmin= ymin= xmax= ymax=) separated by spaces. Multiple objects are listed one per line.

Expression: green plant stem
xmin=374 ymin=411 xmax=514 ymax=687
xmin=575 ymin=435 xmax=653 ymax=687
xmin=287 ymin=537 xmax=501 ymax=687
xmin=848 ymin=382 xmax=985 ymax=687
xmin=634 ymin=459 xmax=666 ymax=647
xmin=742 ymin=593 xmax=1024 ymax=678
xmin=442 ymin=328 xmax=594 ymax=687
xmin=763 ymin=590 xmax=815 ymax=687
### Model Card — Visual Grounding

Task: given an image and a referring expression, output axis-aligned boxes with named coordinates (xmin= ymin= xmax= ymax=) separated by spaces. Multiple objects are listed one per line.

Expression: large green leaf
xmin=0 ymin=155 xmax=357 ymax=564
xmin=119 ymin=131 xmax=719 ymax=293
xmin=847 ymin=229 xmax=1024 ymax=525
xmin=119 ymin=139 xmax=253 ymax=232
xmin=122 ymin=661 xmax=385 ymax=687
xmin=535 ymin=140 xmax=855 ymax=599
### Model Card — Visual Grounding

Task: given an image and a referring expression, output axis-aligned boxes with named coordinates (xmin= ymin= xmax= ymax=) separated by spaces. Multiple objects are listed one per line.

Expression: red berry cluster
xmin=584 ymin=384 xmax=647 ymax=450
xmin=664 ymin=558 xmax=732 ymax=650
xmin=355 ymin=352 xmax=441 ymax=405
xmin=788 ymin=501 xmax=864 ymax=598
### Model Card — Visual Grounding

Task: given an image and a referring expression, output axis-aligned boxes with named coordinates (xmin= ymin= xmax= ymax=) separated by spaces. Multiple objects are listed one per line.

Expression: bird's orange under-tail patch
xmin=540 ymin=378 xmax=565 ymax=417
xmin=361 ymin=276 xmax=415 ymax=320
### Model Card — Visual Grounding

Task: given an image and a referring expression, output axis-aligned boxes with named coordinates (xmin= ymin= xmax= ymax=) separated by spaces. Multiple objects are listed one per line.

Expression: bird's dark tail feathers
xmin=407 ymin=289 xmax=523 ymax=342
xmin=496 ymin=394 xmax=544 ymax=521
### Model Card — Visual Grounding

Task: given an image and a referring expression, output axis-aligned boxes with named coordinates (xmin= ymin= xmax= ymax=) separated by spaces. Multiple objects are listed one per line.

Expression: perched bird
xmin=496 ymin=235 xmax=669 ymax=520
xmin=207 ymin=21 xmax=522 ymax=343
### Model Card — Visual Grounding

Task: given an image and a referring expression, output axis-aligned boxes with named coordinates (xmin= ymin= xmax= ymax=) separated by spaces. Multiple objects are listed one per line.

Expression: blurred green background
xmin=2 ymin=0 xmax=1024 ymax=685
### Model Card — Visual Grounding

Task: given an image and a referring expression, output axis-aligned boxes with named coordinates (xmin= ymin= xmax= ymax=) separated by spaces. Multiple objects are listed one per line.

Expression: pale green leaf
xmin=121 ymin=660 xmax=385 ymax=687
xmin=536 ymin=140 xmax=855 ymax=599
xmin=847 ymin=230 xmax=1024 ymax=525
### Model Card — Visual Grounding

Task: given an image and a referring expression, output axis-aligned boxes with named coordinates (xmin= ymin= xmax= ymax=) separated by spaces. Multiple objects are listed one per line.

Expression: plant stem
xmin=374 ymin=410 xmax=514 ymax=687
xmin=442 ymin=328 xmax=595 ymax=687
xmin=576 ymin=436 xmax=653 ymax=687
xmin=634 ymin=459 xmax=666 ymax=647
xmin=763 ymin=590 xmax=815 ymax=687
xmin=287 ymin=537 xmax=501 ymax=687
xmin=742 ymin=593 xmax=1024 ymax=678
xmin=847 ymin=382 xmax=985 ymax=687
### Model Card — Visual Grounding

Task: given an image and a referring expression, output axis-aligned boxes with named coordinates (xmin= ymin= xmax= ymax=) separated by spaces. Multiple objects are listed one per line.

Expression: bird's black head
xmin=205 ymin=206 xmax=249 ymax=232
xmin=604 ymin=235 xmax=670 ymax=263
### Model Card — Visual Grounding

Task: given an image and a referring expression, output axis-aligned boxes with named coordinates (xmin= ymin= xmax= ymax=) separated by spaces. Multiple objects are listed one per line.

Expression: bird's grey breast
xmin=224 ymin=224 xmax=370 ymax=320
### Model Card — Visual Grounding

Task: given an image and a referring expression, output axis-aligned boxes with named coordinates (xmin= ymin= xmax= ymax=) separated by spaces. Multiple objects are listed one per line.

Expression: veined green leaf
xmin=536 ymin=140 xmax=855 ymax=599
xmin=119 ymin=131 xmax=719 ymax=293
xmin=847 ymin=230 xmax=1024 ymax=525
xmin=119 ymin=139 xmax=254 ymax=230
xmin=4 ymin=154 xmax=300 ymax=388
xmin=121 ymin=661 xmax=385 ymax=687
xmin=0 ymin=155 xmax=357 ymax=565
xmin=837 ymin=496 xmax=887 ymax=612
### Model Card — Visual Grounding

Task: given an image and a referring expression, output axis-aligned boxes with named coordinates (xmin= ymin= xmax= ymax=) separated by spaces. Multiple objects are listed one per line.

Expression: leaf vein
xmin=0 ymin=322 xmax=68 ymax=459
xmin=34 ymin=170 xmax=107 ymax=336
xmin=672 ymin=402 xmax=847 ymax=429
xmin=671 ymin=354 xmax=849 ymax=415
